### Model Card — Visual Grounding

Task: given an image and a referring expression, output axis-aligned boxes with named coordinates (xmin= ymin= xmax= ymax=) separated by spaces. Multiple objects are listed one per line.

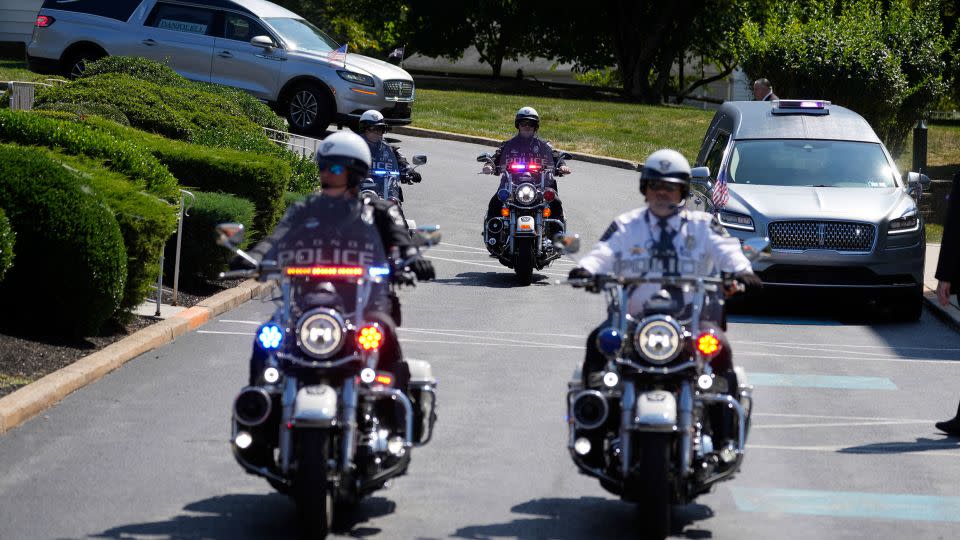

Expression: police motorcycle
xmin=359 ymin=156 xmax=427 ymax=232
xmin=559 ymin=234 xmax=768 ymax=540
xmin=215 ymin=219 xmax=439 ymax=538
xmin=477 ymin=151 xmax=572 ymax=284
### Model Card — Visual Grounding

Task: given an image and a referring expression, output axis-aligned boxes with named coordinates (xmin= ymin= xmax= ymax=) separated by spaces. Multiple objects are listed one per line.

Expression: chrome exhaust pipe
xmin=233 ymin=387 xmax=272 ymax=426
xmin=570 ymin=390 xmax=610 ymax=430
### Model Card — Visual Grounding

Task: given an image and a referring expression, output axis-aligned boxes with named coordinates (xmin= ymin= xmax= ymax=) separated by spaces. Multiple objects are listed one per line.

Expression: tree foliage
xmin=740 ymin=0 xmax=948 ymax=156
xmin=269 ymin=0 xmax=408 ymax=56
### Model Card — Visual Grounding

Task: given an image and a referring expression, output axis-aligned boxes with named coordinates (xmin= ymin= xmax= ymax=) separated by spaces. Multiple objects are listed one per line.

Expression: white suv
xmin=26 ymin=0 xmax=415 ymax=134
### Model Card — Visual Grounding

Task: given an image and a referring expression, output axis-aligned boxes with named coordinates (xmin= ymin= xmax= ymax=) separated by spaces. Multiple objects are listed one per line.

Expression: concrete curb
xmin=0 ymin=279 xmax=275 ymax=435
xmin=391 ymin=125 xmax=640 ymax=172
xmin=923 ymin=286 xmax=960 ymax=331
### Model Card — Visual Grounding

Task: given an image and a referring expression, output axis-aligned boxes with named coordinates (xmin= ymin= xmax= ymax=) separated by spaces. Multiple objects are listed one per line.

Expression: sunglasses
xmin=316 ymin=161 xmax=346 ymax=175
xmin=647 ymin=180 xmax=682 ymax=192
xmin=518 ymin=120 xmax=538 ymax=128
xmin=366 ymin=126 xmax=388 ymax=133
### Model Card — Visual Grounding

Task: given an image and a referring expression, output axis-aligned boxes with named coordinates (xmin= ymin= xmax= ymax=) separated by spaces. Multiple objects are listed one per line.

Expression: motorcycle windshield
xmin=498 ymin=137 xmax=555 ymax=175
xmin=272 ymin=197 xmax=389 ymax=315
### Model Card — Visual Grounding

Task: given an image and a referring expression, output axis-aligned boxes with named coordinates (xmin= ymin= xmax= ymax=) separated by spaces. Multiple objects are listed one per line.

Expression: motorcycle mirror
xmin=558 ymin=152 xmax=573 ymax=161
xmin=412 ymin=155 xmax=427 ymax=166
xmin=216 ymin=223 xmax=245 ymax=249
xmin=552 ymin=233 xmax=580 ymax=254
xmin=741 ymin=237 xmax=770 ymax=261
xmin=476 ymin=152 xmax=493 ymax=163
xmin=414 ymin=225 xmax=442 ymax=247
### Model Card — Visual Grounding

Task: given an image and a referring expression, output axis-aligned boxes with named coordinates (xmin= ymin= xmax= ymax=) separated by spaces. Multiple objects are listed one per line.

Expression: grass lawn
xmin=0 ymin=59 xmax=62 ymax=84
xmin=927 ymin=223 xmax=944 ymax=243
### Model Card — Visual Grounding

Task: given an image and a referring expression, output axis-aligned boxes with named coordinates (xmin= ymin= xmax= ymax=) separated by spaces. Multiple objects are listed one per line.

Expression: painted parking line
xmin=749 ymin=373 xmax=897 ymax=390
xmin=730 ymin=487 xmax=960 ymax=522
xmin=728 ymin=315 xmax=842 ymax=326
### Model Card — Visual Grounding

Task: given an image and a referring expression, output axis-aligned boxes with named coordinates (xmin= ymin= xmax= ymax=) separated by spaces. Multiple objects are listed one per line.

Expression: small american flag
xmin=711 ymin=165 xmax=730 ymax=208
xmin=327 ymin=44 xmax=348 ymax=65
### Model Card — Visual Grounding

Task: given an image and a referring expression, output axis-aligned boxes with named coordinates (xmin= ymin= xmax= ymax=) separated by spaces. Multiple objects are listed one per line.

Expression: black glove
xmin=408 ymin=256 xmax=435 ymax=281
xmin=405 ymin=171 xmax=422 ymax=184
xmin=735 ymin=270 xmax=763 ymax=289
xmin=229 ymin=254 xmax=253 ymax=271
xmin=568 ymin=267 xmax=593 ymax=280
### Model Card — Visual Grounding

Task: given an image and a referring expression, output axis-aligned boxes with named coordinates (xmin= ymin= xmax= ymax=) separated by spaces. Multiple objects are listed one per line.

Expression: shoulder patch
xmin=600 ymin=221 xmax=620 ymax=242
xmin=710 ymin=214 xmax=731 ymax=237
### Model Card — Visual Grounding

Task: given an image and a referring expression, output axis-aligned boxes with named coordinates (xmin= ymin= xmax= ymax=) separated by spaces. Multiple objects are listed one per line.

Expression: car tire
xmin=888 ymin=285 xmax=923 ymax=323
xmin=286 ymin=83 xmax=333 ymax=136
xmin=62 ymin=49 xmax=104 ymax=79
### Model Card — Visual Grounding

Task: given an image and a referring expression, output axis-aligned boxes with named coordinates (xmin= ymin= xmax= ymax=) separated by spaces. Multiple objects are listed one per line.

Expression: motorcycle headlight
xmin=337 ymin=70 xmax=375 ymax=87
xmin=888 ymin=212 xmax=920 ymax=235
xmin=296 ymin=309 xmax=346 ymax=359
xmin=633 ymin=315 xmax=683 ymax=365
xmin=515 ymin=183 xmax=537 ymax=205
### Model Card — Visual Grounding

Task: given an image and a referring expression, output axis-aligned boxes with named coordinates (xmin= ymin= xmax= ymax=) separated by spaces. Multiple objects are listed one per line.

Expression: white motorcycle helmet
xmin=358 ymin=109 xmax=388 ymax=131
xmin=315 ymin=131 xmax=372 ymax=188
xmin=515 ymin=106 xmax=540 ymax=129
xmin=639 ymin=148 xmax=692 ymax=199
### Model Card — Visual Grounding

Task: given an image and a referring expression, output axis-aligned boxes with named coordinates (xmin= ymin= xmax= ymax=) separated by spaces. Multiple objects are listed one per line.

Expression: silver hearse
xmin=690 ymin=100 xmax=930 ymax=321
xmin=26 ymin=0 xmax=415 ymax=134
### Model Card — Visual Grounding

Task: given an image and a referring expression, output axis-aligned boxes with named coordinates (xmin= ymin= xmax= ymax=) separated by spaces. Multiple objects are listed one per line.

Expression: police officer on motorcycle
xmin=358 ymin=110 xmax=421 ymax=202
xmin=568 ymin=149 xmax=761 ymax=437
xmin=242 ymin=131 xmax=435 ymax=391
xmin=481 ymin=106 xmax=571 ymax=242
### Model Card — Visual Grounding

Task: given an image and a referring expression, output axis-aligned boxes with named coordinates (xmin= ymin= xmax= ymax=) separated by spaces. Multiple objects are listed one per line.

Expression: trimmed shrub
xmin=80 ymin=56 xmax=286 ymax=132
xmin=0 ymin=207 xmax=13 ymax=283
xmin=0 ymin=144 xmax=126 ymax=336
xmin=82 ymin=116 xmax=290 ymax=235
xmin=288 ymin=156 xmax=320 ymax=194
xmin=165 ymin=191 xmax=255 ymax=289
xmin=0 ymin=109 xmax=179 ymax=201
xmin=34 ymin=101 xmax=131 ymax=126
xmin=43 ymin=150 xmax=177 ymax=317
xmin=740 ymin=0 xmax=949 ymax=156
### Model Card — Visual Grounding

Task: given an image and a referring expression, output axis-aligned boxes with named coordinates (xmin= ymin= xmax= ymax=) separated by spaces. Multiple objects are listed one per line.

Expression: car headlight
xmin=718 ymin=210 xmax=755 ymax=232
xmin=888 ymin=212 xmax=920 ymax=235
xmin=337 ymin=70 xmax=375 ymax=87
xmin=515 ymin=183 xmax=537 ymax=205
xmin=296 ymin=309 xmax=345 ymax=359
xmin=633 ymin=315 xmax=683 ymax=365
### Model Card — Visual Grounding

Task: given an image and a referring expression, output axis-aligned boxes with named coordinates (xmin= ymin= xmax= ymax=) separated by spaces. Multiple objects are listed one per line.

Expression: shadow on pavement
xmin=88 ymin=493 xmax=395 ymax=539
xmin=432 ymin=271 xmax=554 ymax=288
xmin=452 ymin=497 xmax=714 ymax=540
xmin=839 ymin=436 xmax=960 ymax=455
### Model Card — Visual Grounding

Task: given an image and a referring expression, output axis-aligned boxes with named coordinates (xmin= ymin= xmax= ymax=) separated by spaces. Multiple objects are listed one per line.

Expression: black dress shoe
xmin=935 ymin=417 xmax=960 ymax=436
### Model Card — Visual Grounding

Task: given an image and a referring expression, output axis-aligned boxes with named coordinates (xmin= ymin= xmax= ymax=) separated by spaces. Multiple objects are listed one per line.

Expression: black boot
xmin=935 ymin=401 xmax=960 ymax=436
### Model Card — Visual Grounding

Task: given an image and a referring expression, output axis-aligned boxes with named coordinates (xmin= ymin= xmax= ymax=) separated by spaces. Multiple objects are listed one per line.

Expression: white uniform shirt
xmin=578 ymin=208 xmax=752 ymax=314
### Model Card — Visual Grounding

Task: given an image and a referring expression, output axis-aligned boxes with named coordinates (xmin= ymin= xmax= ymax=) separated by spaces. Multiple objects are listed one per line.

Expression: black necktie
xmin=655 ymin=218 xmax=678 ymax=273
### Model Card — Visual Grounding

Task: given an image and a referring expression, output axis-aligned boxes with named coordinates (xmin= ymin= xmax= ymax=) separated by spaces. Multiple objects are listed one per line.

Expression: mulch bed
xmin=0 ymin=279 xmax=243 ymax=398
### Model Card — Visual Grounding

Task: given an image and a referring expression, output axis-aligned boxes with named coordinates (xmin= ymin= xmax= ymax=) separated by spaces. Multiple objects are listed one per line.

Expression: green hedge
xmin=34 ymin=101 xmax=131 ymax=126
xmin=165 ymin=191 xmax=255 ymax=289
xmin=43 ymin=149 xmax=177 ymax=317
xmin=80 ymin=56 xmax=286 ymax=132
xmin=0 ymin=144 xmax=126 ymax=336
xmin=0 ymin=109 xmax=179 ymax=201
xmin=0 ymin=207 xmax=13 ymax=283
xmin=82 ymin=116 xmax=290 ymax=235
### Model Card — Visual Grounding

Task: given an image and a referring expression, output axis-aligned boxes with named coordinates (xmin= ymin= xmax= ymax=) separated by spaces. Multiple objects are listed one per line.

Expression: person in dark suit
xmin=753 ymin=78 xmax=779 ymax=101
xmin=934 ymin=170 xmax=960 ymax=435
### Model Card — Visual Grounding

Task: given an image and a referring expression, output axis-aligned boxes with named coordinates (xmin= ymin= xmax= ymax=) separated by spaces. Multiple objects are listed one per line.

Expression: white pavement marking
xmin=197 ymin=330 xmax=251 ymax=336
xmin=735 ymin=350 xmax=959 ymax=365
xmin=747 ymin=444 xmax=960 ymax=457
xmin=428 ymin=254 xmax=568 ymax=277
xmin=439 ymin=242 xmax=489 ymax=251
xmin=754 ymin=420 xmax=933 ymax=429
xmin=397 ymin=328 xmax=574 ymax=348
xmin=733 ymin=340 xmax=960 ymax=353
xmin=218 ymin=319 xmax=262 ymax=325
xmin=400 ymin=327 xmax=584 ymax=339
xmin=755 ymin=412 xmax=936 ymax=422
xmin=399 ymin=338 xmax=580 ymax=350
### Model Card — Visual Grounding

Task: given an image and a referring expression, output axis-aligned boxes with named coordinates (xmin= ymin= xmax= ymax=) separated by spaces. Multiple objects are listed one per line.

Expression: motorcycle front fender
xmin=633 ymin=390 xmax=677 ymax=431
xmin=292 ymin=384 xmax=339 ymax=427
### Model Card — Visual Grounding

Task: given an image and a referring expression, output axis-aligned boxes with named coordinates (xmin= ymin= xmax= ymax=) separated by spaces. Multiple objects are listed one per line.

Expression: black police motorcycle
xmin=216 ymin=217 xmax=439 ymax=539
xmin=560 ymin=234 xmax=768 ymax=540
xmin=477 ymin=151 xmax=571 ymax=284
xmin=359 ymin=155 xmax=427 ymax=231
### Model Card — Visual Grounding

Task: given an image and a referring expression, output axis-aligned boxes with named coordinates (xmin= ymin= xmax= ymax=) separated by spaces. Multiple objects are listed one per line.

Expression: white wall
xmin=0 ymin=0 xmax=43 ymax=44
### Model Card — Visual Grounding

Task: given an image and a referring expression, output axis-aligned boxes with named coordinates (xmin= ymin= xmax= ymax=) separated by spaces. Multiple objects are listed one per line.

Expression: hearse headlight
xmin=888 ymin=212 xmax=920 ymax=235
xmin=337 ymin=70 xmax=375 ymax=87
xmin=718 ymin=210 xmax=755 ymax=232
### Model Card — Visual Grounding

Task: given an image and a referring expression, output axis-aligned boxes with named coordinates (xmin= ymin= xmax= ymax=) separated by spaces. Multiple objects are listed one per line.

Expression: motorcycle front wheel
xmin=630 ymin=433 xmax=672 ymax=540
xmin=514 ymin=237 xmax=535 ymax=285
xmin=296 ymin=430 xmax=333 ymax=539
